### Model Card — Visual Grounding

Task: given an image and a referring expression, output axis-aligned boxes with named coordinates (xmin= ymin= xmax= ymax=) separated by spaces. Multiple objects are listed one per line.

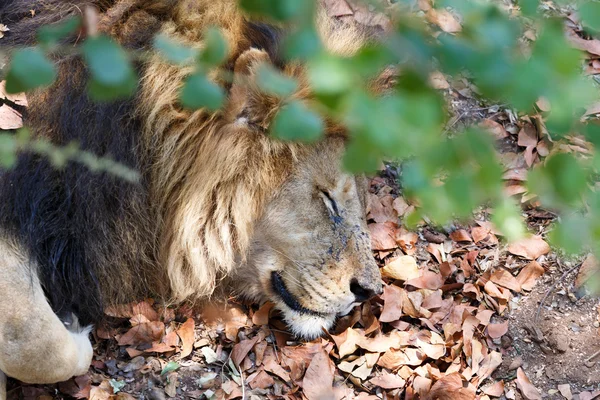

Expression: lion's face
xmin=234 ymin=138 xmax=383 ymax=338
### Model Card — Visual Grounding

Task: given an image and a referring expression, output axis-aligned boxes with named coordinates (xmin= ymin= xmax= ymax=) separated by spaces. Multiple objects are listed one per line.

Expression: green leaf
xmin=161 ymin=361 xmax=180 ymax=376
xmin=180 ymin=73 xmax=224 ymax=110
xmin=87 ymin=76 xmax=138 ymax=102
xmin=308 ymin=55 xmax=354 ymax=95
xmin=154 ymin=34 xmax=198 ymax=65
xmin=255 ymin=63 xmax=298 ymax=97
xmin=0 ymin=133 xmax=18 ymax=168
xmin=109 ymin=379 xmax=126 ymax=394
xmin=239 ymin=0 xmax=312 ymax=21
xmin=5 ymin=48 xmax=57 ymax=93
xmin=580 ymin=1 xmax=600 ymax=32
xmin=37 ymin=16 xmax=81 ymax=46
xmin=82 ymin=35 xmax=134 ymax=86
xmin=283 ymin=28 xmax=321 ymax=60
xmin=199 ymin=27 xmax=228 ymax=66
xmin=271 ymin=100 xmax=324 ymax=142
xmin=342 ymin=139 xmax=381 ymax=174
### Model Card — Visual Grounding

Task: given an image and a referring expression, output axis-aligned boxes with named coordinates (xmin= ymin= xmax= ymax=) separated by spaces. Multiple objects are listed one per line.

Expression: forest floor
xmin=2 ymin=0 xmax=600 ymax=399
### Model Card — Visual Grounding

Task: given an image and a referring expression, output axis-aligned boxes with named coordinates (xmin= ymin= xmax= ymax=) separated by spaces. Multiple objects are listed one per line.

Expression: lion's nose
xmin=350 ymin=278 xmax=382 ymax=302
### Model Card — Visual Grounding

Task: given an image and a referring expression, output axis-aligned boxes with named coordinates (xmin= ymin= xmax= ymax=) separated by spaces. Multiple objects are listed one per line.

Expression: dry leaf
xmin=382 ymin=256 xmax=420 ymax=281
xmin=516 ymin=368 xmax=541 ymax=400
xmin=380 ymin=284 xmax=405 ymax=323
xmin=518 ymin=123 xmax=538 ymax=148
xmin=252 ymin=302 xmax=274 ymax=325
xmin=396 ymin=228 xmax=419 ymax=255
xmin=369 ymin=222 xmax=398 ymax=250
xmin=482 ymin=380 xmax=505 ymax=397
xmin=450 ymin=229 xmax=472 ymax=243
xmin=324 ymin=0 xmax=353 ymax=17
xmin=231 ymin=336 xmax=260 ymax=366
xmin=302 ymin=348 xmax=335 ymax=400
xmin=426 ymin=8 xmax=462 ymax=33
xmin=480 ymin=119 xmax=509 ymax=140
xmin=89 ymin=381 xmax=114 ymax=400
xmin=117 ymin=321 xmax=164 ymax=346
xmin=490 ymin=269 xmax=522 ymax=292
xmin=393 ymin=196 xmax=411 ymax=217
xmin=516 ymin=261 xmax=545 ymax=291
xmin=487 ymin=321 xmax=509 ymax=339
xmin=507 ymin=235 xmax=550 ymax=260
xmin=429 ymin=71 xmax=450 ymax=89
xmin=177 ymin=318 xmax=195 ymax=358
xmin=575 ymin=254 xmax=599 ymax=289
xmin=426 ymin=373 xmax=475 ymax=400
xmin=369 ymin=372 xmax=406 ymax=389
xmin=406 ymin=270 xmax=445 ymax=290
xmin=558 ymin=384 xmax=573 ymax=400
xmin=249 ymin=369 xmax=275 ymax=390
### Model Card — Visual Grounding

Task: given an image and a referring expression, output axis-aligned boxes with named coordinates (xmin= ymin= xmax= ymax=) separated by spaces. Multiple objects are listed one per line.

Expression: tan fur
xmin=0 ymin=0 xmax=383 ymax=390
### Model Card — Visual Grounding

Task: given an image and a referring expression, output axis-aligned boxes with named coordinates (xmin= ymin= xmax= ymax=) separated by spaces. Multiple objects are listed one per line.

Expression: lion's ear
xmin=225 ymin=48 xmax=282 ymax=131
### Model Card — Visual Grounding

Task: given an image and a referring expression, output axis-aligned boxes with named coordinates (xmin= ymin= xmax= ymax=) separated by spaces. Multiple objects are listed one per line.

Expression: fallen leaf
xmin=369 ymin=372 xmax=406 ymax=389
xmin=324 ymin=0 xmax=353 ymax=17
xmin=263 ymin=358 xmax=291 ymax=382
xmin=518 ymin=123 xmax=538 ymax=148
xmin=393 ymin=196 xmax=411 ymax=217
xmin=368 ymin=194 xmax=397 ymax=224
xmin=231 ymin=336 xmax=260 ymax=366
xmin=429 ymin=71 xmax=450 ymax=89
xmin=379 ymin=284 xmax=405 ymax=323
xmin=558 ymin=384 xmax=573 ymax=400
xmin=249 ymin=369 xmax=275 ymax=389
xmin=302 ymin=348 xmax=335 ymax=400
xmin=450 ymin=229 xmax=472 ymax=243
xmin=396 ymin=228 xmax=419 ymax=255
xmin=177 ymin=318 xmax=195 ymax=358
xmin=117 ymin=321 xmax=164 ymax=347
xmin=487 ymin=321 xmax=508 ymax=339
xmin=490 ymin=269 xmax=522 ymax=292
xmin=382 ymin=256 xmax=420 ymax=281
xmin=369 ymin=222 xmax=398 ymax=251
xmin=426 ymin=373 xmax=475 ymax=400
xmin=406 ymin=270 xmax=445 ymax=290
xmin=516 ymin=368 xmax=541 ymax=400
xmin=480 ymin=119 xmax=509 ymax=140
xmin=89 ymin=381 xmax=114 ymax=400
xmin=482 ymin=380 xmax=505 ymax=397
xmin=516 ymin=261 xmax=545 ymax=291
xmin=252 ymin=302 xmax=274 ymax=326
xmin=567 ymin=28 xmax=600 ymax=56
xmin=426 ymin=8 xmax=462 ymax=33
xmin=575 ymin=254 xmax=599 ymax=289
xmin=507 ymin=235 xmax=550 ymax=260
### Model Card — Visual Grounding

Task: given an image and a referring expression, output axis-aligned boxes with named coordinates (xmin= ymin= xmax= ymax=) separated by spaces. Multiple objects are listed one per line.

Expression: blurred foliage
xmin=3 ymin=0 xmax=600 ymax=261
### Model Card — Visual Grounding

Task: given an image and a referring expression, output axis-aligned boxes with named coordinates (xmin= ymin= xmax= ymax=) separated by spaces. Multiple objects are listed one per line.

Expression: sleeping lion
xmin=0 ymin=0 xmax=385 ymax=391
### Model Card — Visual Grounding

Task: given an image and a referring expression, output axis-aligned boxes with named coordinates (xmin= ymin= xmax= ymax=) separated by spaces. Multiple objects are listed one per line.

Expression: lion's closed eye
xmin=319 ymin=190 xmax=340 ymax=216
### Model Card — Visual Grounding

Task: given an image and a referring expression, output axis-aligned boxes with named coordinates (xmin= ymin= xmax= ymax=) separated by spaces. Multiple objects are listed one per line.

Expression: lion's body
xmin=0 ymin=0 xmax=383 ymax=392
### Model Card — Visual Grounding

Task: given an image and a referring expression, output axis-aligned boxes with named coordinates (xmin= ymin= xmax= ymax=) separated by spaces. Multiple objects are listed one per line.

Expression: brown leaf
xmin=558 ymin=384 xmax=573 ymax=400
xmin=368 ymin=194 xmax=397 ymax=224
xmin=426 ymin=8 xmax=462 ymax=33
xmin=89 ymin=381 xmax=114 ymax=400
xmin=450 ymin=229 xmax=472 ymax=243
xmin=117 ymin=321 xmax=164 ymax=346
xmin=482 ymin=380 xmax=505 ymax=397
xmin=324 ymin=0 xmax=353 ymax=17
xmin=145 ymin=330 xmax=178 ymax=353
xmin=382 ymin=256 xmax=420 ymax=281
xmin=567 ymin=28 xmax=600 ymax=56
xmin=369 ymin=372 xmax=406 ymax=389
xmin=516 ymin=368 xmax=541 ymax=400
xmin=263 ymin=358 xmax=291 ymax=383
xmin=478 ymin=351 xmax=503 ymax=383
xmin=177 ymin=318 xmax=195 ymax=358
xmin=393 ymin=196 xmax=411 ymax=217
xmin=480 ymin=119 xmax=509 ymax=140
xmin=471 ymin=226 xmax=491 ymax=243
xmin=231 ymin=336 xmax=260 ymax=366
xmin=379 ymin=284 xmax=404 ymax=323
xmin=377 ymin=347 xmax=425 ymax=369
xmin=575 ymin=254 xmax=599 ymax=289
xmin=516 ymin=261 xmax=545 ymax=291
xmin=249 ymin=369 xmax=274 ymax=390
xmin=518 ymin=123 xmax=538 ymax=148
xmin=507 ymin=235 xmax=550 ymax=260
xmin=487 ymin=321 xmax=509 ymax=339
xmin=252 ymin=302 xmax=274 ymax=326
xmin=396 ymin=228 xmax=419 ymax=255
xmin=490 ymin=269 xmax=522 ymax=292
xmin=302 ymin=348 xmax=335 ymax=400
xmin=0 ymin=105 xmax=24 ymax=130
xmin=369 ymin=222 xmax=398 ymax=251
xmin=406 ymin=270 xmax=445 ymax=290
xmin=425 ymin=373 xmax=475 ymax=400
xmin=429 ymin=71 xmax=450 ymax=89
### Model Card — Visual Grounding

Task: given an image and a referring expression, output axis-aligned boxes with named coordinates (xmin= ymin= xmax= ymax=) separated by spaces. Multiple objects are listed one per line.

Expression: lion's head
xmin=233 ymin=138 xmax=382 ymax=338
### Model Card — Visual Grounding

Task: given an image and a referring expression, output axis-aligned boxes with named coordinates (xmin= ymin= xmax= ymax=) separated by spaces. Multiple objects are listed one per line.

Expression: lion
xmin=0 ymin=0 xmax=385 ymax=391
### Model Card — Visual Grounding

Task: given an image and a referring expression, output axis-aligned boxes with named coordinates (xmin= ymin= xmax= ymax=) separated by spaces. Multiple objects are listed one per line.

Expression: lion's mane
xmin=0 ymin=0 xmax=371 ymax=325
